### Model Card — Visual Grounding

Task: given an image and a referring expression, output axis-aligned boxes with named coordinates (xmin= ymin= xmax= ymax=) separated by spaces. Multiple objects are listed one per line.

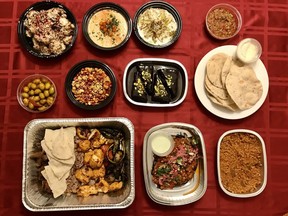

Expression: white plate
xmin=143 ymin=123 xmax=207 ymax=206
xmin=194 ymin=45 xmax=269 ymax=120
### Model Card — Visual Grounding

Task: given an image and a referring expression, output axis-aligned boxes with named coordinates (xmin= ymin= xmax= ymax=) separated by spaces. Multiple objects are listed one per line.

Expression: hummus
xmin=87 ymin=9 xmax=128 ymax=48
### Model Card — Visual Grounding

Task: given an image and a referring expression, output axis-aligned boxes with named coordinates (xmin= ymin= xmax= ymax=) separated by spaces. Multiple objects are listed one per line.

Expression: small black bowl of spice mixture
xmin=65 ymin=60 xmax=117 ymax=110
xmin=205 ymin=3 xmax=242 ymax=40
xmin=18 ymin=1 xmax=78 ymax=58
xmin=82 ymin=2 xmax=132 ymax=50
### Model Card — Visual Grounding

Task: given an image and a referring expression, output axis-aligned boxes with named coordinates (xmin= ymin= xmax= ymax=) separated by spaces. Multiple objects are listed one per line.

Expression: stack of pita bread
xmin=205 ymin=53 xmax=263 ymax=111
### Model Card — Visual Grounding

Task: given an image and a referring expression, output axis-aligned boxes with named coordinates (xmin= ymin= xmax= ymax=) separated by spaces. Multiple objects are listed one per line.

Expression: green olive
xmin=34 ymin=89 xmax=41 ymax=95
xmin=38 ymin=83 xmax=45 ymax=90
xmin=30 ymin=83 xmax=37 ymax=89
xmin=33 ymin=78 xmax=41 ymax=84
xmin=39 ymin=99 xmax=47 ymax=105
xmin=39 ymin=92 xmax=45 ymax=99
xmin=44 ymin=90 xmax=50 ymax=97
xmin=38 ymin=106 xmax=47 ymax=111
xmin=23 ymin=86 xmax=29 ymax=93
xmin=47 ymin=97 xmax=54 ymax=105
xmin=41 ymin=78 xmax=48 ymax=83
xmin=28 ymin=102 xmax=34 ymax=110
xmin=33 ymin=96 xmax=40 ymax=102
xmin=22 ymin=98 xmax=29 ymax=106
xmin=21 ymin=92 xmax=29 ymax=98
xmin=29 ymin=89 xmax=35 ymax=96
xmin=27 ymin=82 xmax=32 ymax=88
xmin=45 ymin=82 xmax=51 ymax=90
xmin=49 ymin=86 xmax=55 ymax=95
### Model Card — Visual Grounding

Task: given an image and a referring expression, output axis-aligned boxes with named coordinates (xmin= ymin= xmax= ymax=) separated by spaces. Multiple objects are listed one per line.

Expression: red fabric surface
xmin=0 ymin=0 xmax=288 ymax=215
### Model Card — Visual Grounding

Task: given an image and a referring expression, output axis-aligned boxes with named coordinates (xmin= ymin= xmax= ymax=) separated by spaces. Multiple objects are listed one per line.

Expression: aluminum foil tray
xmin=143 ymin=123 xmax=207 ymax=205
xmin=22 ymin=117 xmax=135 ymax=211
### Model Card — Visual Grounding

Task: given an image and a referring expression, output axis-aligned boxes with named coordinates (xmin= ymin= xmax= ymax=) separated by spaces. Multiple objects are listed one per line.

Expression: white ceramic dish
xmin=143 ymin=123 xmax=207 ymax=205
xmin=22 ymin=117 xmax=135 ymax=211
xmin=123 ymin=58 xmax=188 ymax=107
xmin=194 ymin=45 xmax=269 ymax=119
xmin=217 ymin=129 xmax=267 ymax=198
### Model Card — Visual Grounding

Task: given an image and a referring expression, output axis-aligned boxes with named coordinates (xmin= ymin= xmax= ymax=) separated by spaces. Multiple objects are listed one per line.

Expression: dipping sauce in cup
xmin=149 ymin=132 xmax=174 ymax=157
xmin=236 ymin=38 xmax=262 ymax=64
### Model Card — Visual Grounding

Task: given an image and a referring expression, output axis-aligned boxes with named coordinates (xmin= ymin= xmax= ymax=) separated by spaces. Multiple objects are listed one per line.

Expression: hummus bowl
xmin=22 ymin=117 xmax=135 ymax=211
xmin=82 ymin=2 xmax=132 ymax=50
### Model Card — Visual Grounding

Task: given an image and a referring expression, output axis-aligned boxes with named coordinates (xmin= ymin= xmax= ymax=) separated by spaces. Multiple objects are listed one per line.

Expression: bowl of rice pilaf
xmin=217 ymin=129 xmax=267 ymax=198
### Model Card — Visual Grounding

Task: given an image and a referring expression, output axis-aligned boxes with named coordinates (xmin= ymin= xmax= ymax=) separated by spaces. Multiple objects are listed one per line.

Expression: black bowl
xmin=65 ymin=60 xmax=117 ymax=110
xmin=18 ymin=1 xmax=78 ymax=58
xmin=133 ymin=1 xmax=182 ymax=48
xmin=82 ymin=2 xmax=132 ymax=50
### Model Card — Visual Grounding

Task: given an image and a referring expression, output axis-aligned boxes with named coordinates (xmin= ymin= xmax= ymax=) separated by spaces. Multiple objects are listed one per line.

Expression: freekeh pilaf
xmin=219 ymin=132 xmax=263 ymax=194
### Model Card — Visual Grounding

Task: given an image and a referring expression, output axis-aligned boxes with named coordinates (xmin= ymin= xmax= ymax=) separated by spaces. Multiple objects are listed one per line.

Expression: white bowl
xmin=217 ymin=129 xmax=267 ymax=198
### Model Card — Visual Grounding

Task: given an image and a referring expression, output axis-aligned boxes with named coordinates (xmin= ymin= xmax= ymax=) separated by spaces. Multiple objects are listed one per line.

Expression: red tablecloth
xmin=1 ymin=0 xmax=288 ymax=215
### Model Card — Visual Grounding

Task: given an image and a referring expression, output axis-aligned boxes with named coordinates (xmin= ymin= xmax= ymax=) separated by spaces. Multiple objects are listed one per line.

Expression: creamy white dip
xmin=236 ymin=38 xmax=262 ymax=64
xmin=150 ymin=132 xmax=174 ymax=157
xmin=137 ymin=8 xmax=177 ymax=46
xmin=87 ymin=9 xmax=128 ymax=48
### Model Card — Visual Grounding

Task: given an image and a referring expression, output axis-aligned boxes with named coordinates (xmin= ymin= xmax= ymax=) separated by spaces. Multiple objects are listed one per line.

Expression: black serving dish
xmin=133 ymin=1 xmax=182 ymax=48
xmin=65 ymin=60 xmax=117 ymax=110
xmin=17 ymin=1 xmax=78 ymax=58
xmin=82 ymin=2 xmax=132 ymax=50
xmin=123 ymin=58 xmax=188 ymax=107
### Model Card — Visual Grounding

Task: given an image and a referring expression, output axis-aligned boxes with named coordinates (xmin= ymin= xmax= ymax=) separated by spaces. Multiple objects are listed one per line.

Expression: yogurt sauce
xmin=236 ymin=38 xmax=262 ymax=64
xmin=150 ymin=132 xmax=174 ymax=157
xmin=87 ymin=9 xmax=128 ymax=48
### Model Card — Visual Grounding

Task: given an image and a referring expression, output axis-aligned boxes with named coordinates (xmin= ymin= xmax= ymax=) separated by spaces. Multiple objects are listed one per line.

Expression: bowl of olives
xmin=17 ymin=74 xmax=57 ymax=113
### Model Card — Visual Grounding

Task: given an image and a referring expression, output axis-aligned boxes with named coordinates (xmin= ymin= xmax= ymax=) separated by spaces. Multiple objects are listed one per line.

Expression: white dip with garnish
xmin=137 ymin=8 xmax=177 ymax=46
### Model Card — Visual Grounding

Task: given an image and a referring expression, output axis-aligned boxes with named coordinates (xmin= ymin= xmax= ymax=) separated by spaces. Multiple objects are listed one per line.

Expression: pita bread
xmin=225 ymin=64 xmax=263 ymax=110
xmin=205 ymin=75 xmax=229 ymax=100
xmin=204 ymin=53 xmax=263 ymax=112
xmin=206 ymin=92 xmax=238 ymax=111
xmin=221 ymin=56 xmax=232 ymax=85
xmin=206 ymin=53 xmax=228 ymax=88
xmin=41 ymin=127 xmax=76 ymax=198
